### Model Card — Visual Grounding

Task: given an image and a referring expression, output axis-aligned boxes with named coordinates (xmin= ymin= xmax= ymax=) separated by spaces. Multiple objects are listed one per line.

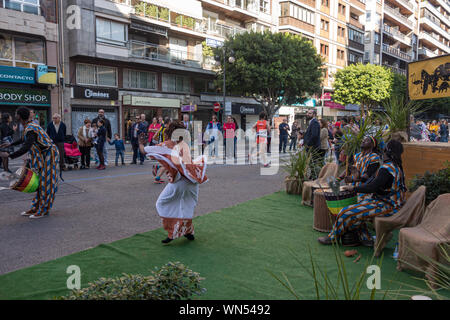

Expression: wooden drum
xmin=313 ymin=190 xmax=336 ymax=233
xmin=10 ymin=167 xmax=40 ymax=193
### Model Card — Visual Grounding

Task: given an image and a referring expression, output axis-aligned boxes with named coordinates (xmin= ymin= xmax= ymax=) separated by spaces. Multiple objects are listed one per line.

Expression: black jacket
xmin=304 ymin=118 xmax=320 ymax=149
xmin=46 ymin=121 xmax=67 ymax=143
xmin=92 ymin=117 xmax=112 ymax=139
xmin=0 ymin=122 xmax=14 ymax=140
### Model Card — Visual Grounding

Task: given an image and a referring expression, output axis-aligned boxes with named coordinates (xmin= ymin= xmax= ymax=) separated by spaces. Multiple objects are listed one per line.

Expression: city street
xmin=0 ymin=152 xmax=288 ymax=275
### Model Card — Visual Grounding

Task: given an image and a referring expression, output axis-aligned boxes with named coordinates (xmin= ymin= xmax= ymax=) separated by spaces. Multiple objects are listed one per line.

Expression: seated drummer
xmin=340 ymin=136 xmax=380 ymax=201
xmin=318 ymin=140 xmax=407 ymax=247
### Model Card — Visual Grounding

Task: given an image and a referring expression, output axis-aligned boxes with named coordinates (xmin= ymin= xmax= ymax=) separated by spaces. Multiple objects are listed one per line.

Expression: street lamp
xmin=215 ymin=47 xmax=235 ymax=123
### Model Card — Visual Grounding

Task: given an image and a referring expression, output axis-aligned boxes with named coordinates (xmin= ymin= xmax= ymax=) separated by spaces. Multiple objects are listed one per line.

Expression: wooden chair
xmin=373 ymin=186 xmax=427 ymax=257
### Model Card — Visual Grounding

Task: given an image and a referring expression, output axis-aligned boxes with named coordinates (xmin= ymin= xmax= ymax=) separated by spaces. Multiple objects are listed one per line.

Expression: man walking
xmin=93 ymin=109 xmax=112 ymax=166
xmin=289 ymin=120 xmax=299 ymax=151
xmin=130 ymin=116 xmax=146 ymax=165
xmin=46 ymin=113 xmax=66 ymax=171
xmin=304 ymin=109 xmax=321 ymax=178
xmin=279 ymin=118 xmax=290 ymax=154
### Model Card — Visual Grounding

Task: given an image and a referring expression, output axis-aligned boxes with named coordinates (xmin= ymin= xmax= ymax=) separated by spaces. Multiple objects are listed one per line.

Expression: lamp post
xmin=215 ymin=47 xmax=235 ymax=123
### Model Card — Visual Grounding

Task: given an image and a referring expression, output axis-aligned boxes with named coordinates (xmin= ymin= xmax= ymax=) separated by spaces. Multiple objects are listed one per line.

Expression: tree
xmin=332 ymin=63 xmax=393 ymax=115
xmin=214 ymin=32 xmax=323 ymax=119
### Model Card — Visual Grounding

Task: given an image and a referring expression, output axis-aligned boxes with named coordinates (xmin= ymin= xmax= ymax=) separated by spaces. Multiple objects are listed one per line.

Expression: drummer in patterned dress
xmin=0 ymin=107 xmax=59 ymax=219
xmin=342 ymin=136 xmax=380 ymax=201
xmin=318 ymin=140 xmax=407 ymax=247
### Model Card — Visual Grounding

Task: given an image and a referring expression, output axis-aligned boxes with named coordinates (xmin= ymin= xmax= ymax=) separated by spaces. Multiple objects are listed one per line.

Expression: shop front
xmin=121 ymin=95 xmax=180 ymax=142
xmin=231 ymin=103 xmax=263 ymax=132
xmin=70 ymin=86 xmax=120 ymax=137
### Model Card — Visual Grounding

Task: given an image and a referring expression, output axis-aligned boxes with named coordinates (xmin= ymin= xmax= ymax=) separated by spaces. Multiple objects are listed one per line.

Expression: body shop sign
xmin=0 ymin=88 xmax=50 ymax=106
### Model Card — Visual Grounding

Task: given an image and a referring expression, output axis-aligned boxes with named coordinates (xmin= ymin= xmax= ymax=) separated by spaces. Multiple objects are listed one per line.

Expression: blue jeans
xmin=115 ymin=150 xmax=125 ymax=165
xmin=279 ymin=135 xmax=288 ymax=153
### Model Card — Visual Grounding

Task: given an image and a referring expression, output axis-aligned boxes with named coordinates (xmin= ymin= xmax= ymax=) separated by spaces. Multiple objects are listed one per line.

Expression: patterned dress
xmin=352 ymin=151 xmax=380 ymax=201
xmin=24 ymin=121 xmax=60 ymax=216
xmin=328 ymin=161 xmax=405 ymax=242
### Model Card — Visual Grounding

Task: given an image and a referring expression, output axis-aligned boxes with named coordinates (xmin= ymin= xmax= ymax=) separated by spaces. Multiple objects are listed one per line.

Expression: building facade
xmin=0 ymin=0 xmax=61 ymax=129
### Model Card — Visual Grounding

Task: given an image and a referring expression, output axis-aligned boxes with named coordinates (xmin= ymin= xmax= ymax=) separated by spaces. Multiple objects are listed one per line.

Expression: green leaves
xmin=214 ymin=32 xmax=323 ymax=118
xmin=409 ymin=162 xmax=450 ymax=206
xmin=57 ymin=262 xmax=206 ymax=300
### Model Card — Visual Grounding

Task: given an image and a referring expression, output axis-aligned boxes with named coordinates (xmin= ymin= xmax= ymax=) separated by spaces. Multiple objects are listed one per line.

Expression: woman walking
xmin=77 ymin=119 xmax=93 ymax=169
xmin=0 ymin=113 xmax=15 ymax=173
xmin=139 ymin=122 xmax=208 ymax=244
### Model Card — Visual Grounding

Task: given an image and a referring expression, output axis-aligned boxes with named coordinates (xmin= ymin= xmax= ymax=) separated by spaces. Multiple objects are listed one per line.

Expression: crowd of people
xmin=410 ymin=119 xmax=449 ymax=143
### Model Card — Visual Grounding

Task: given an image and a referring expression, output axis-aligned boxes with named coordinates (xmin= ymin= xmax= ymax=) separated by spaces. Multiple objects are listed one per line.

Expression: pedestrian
xmin=109 ymin=133 xmax=126 ymax=166
xmin=90 ymin=122 xmax=99 ymax=164
xmin=77 ymin=119 xmax=93 ymax=170
xmin=232 ymin=117 xmax=239 ymax=158
xmin=139 ymin=122 xmax=208 ymax=244
xmin=289 ymin=120 xmax=299 ymax=151
xmin=92 ymin=109 xmax=112 ymax=166
xmin=0 ymin=113 xmax=15 ymax=173
xmin=96 ymin=119 xmax=107 ymax=170
xmin=223 ymin=115 xmax=236 ymax=160
xmin=253 ymin=112 xmax=271 ymax=167
xmin=182 ymin=113 xmax=191 ymax=132
xmin=319 ymin=119 xmax=330 ymax=164
xmin=140 ymin=114 xmax=149 ymax=136
xmin=206 ymin=115 xmax=221 ymax=160
xmin=279 ymin=118 xmax=290 ymax=154
xmin=439 ymin=119 xmax=449 ymax=143
xmin=129 ymin=115 xmax=146 ymax=165
xmin=304 ymin=109 xmax=321 ymax=178
xmin=46 ymin=113 xmax=67 ymax=171
xmin=148 ymin=117 xmax=161 ymax=146
xmin=0 ymin=107 xmax=59 ymax=219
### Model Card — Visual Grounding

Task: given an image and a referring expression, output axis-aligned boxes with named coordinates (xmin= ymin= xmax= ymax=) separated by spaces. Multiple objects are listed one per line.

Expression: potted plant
xmin=283 ymin=150 xmax=312 ymax=195
xmin=134 ymin=2 xmax=146 ymax=17
xmin=159 ymin=8 xmax=169 ymax=22
xmin=146 ymin=4 xmax=158 ymax=19
xmin=409 ymin=161 xmax=450 ymax=205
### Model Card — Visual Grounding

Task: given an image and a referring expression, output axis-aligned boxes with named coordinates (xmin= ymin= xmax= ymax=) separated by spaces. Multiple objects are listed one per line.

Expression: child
xmin=109 ymin=133 xmax=125 ymax=166
xmin=96 ymin=120 xmax=106 ymax=170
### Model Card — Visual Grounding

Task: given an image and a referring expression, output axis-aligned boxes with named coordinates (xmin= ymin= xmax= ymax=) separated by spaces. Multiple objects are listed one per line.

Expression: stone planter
xmin=285 ymin=176 xmax=302 ymax=195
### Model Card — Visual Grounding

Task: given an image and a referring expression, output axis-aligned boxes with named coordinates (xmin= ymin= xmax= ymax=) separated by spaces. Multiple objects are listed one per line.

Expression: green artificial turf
xmin=0 ymin=192 xmax=445 ymax=300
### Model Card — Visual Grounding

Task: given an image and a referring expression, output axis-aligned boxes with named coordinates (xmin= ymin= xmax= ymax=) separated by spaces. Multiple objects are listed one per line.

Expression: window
xmin=338 ymin=3 xmax=346 ymax=15
xmin=348 ymin=28 xmax=364 ymax=44
xmin=364 ymin=51 xmax=369 ymax=61
xmin=321 ymin=0 xmax=329 ymax=7
xmin=374 ymin=53 xmax=380 ymax=64
xmin=96 ymin=18 xmax=127 ymax=46
xmin=0 ymin=32 xmax=45 ymax=68
xmin=162 ymin=74 xmax=190 ymax=93
xmin=321 ymin=19 xmax=329 ymax=31
xmin=364 ymin=31 xmax=371 ymax=43
xmin=366 ymin=11 xmax=371 ymax=22
xmin=338 ymin=26 xmax=345 ymax=37
xmin=3 ymin=0 xmax=40 ymax=15
xmin=320 ymin=44 xmax=329 ymax=56
xmin=374 ymin=32 xmax=380 ymax=45
xmin=337 ymin=49 xmax=345 ymax=60
xmin=124 ymin=69 xmax=157 ymax=90
xmin=284 ymin=3 xmax=314 ymax=25
xmin=76 ymin=63 xmax=117 ymax=87
xmin=259 ymin=0 xmax=269 ymax=13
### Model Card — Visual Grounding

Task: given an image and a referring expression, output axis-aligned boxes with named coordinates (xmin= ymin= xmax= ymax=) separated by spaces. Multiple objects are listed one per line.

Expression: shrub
xmin=409 ymin=162 xmax=450 ymax=205
xmin=58 ymin=262 xmax=206 ymax=300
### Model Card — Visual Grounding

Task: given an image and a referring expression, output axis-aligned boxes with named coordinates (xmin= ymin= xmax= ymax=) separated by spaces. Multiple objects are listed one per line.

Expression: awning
xmin=147 ymin=0 xmax=203 ymax=20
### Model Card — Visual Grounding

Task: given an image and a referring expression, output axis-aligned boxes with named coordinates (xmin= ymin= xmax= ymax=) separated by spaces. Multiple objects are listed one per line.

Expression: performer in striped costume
xmin=318 ymin=140 xmax=406 ymax=247
xmin=0 ymin=107 xmax=59 ymax=219
xmin=344 ymin=136 xmax=380 ymax=201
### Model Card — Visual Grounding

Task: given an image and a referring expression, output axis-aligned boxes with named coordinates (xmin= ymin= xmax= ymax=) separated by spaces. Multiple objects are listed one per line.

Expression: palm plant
xmin=282 ymin=149 xmax=314 ymax=194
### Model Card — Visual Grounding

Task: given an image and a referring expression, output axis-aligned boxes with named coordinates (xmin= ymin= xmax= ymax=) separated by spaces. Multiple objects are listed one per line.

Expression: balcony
xmin=392 ymin=0 xmax=414 ymax=14
xmin=129 ymin=40 xmax=214 ymax=70
xmin=421 ymin=11 xmax=450 ymax=41
xmin=382 ymin=43 xmax=413 ymax=61
xmin=203 ymin=20 xmax=247 ymax=38
xmin=384 ymin=4 xmax=415 ymax=29
xmin=349 ymin=17 xmax=364 ymax=30
xmin=419 ymin=31 xmax=450 ymax=52
xmin=279 ymin=16 xmax=315 ymax=34
xmin=383 ymin=63 xmax=407 ymax=75
xmin=418 ymin=47 xmax=438 ymax=58
xmin=421 ymin=0 xmax=450 ymax=26
xmin=202 ymin=0 xmax=266 ymax=19
xmin=383 ymin=24 xmax=412 ymax=46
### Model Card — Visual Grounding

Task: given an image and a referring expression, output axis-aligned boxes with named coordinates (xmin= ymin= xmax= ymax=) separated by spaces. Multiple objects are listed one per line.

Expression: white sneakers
xmin=29 ymin=215 xmax=46 ymax=219
xmin=20 ymin=211 xmax=47 ymax=219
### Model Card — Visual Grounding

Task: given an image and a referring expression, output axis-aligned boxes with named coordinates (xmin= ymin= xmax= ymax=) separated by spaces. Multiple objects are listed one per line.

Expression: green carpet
xmin=0 ymin=192 xmax=443 ymax=300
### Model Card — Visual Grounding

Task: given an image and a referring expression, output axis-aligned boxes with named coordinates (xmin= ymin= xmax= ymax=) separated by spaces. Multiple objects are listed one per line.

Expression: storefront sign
xmin=206 ymin=38 xmax=224 ymax=48
xmin=345 ymin=104 xmax=360 ymax=111
xmin=37 ymin=65 xmax=58 ymax=85
xmin=181 ymin=105 xmax=197 ymax=112
xmin=408 ymin=54 xmax=450 ymax=100
xmin=0 ymin=66 xmax=35 ymax=84
xmin=73 ymin=86 xmax=118 ymax=100
xmin=232 ymin=104 xmax=263 ymax=115
xmin=324 ymin=101 xmax=345 ymax=109
xmin=123 ymin=95 xmax=180 ymax=108
xmin=0 ymin=88 xmax=50 ymax=106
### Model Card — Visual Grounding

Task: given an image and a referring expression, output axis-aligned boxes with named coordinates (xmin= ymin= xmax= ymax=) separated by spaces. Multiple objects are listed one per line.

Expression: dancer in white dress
xmin=139 ymin=122 xmax=208 ymax=244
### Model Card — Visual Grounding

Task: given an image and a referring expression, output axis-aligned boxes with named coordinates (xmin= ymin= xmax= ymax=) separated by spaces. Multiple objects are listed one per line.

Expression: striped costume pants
xmin=328 ymin=199 xmax=396 ymax=241
xmin=31 ymin=147 xmax=59 ymax=216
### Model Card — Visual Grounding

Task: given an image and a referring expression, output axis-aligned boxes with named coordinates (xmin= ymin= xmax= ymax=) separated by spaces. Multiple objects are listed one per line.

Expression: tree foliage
xmin=332 ymin=63 xmax=393 ymax=112
xmin=214 ymin=32 xmax=323 ymax=119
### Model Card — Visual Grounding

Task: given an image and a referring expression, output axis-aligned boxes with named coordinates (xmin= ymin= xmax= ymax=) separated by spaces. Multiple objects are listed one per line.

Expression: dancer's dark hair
xmin=16 ymin=107 xmax=30 ymax=121
xmin=259 ymin=112 xmax=266 ymax=120
xmin=385 ymin=139 xmax=407 ymax=191
xmin=165 ymin=121 xmax=187 ymax=142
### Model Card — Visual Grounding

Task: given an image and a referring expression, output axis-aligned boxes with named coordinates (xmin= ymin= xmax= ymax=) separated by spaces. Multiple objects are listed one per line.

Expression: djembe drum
xmin=313 ymin=190 xmax=336 ymax=233
xmin=323 ymin=187 xmax=358 ymax=215
xmin=10 ymin=167 xmax=40 ymax=193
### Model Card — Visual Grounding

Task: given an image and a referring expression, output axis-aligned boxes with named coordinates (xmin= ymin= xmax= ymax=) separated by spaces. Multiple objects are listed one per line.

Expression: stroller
xmin=64 ymin=135 xmax=82 ymax=170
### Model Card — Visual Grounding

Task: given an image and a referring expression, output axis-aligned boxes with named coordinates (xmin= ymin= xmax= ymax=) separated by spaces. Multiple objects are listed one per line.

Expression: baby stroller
xmin=64 ymin=135 xmax=82 ymax=170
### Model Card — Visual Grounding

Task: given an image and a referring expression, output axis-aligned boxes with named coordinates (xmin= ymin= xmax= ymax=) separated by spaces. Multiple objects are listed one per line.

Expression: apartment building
xmin=62 ymin=0 xmax=277 ymax=139
xmin=0 ymin=0 xmax=61 ymax=129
